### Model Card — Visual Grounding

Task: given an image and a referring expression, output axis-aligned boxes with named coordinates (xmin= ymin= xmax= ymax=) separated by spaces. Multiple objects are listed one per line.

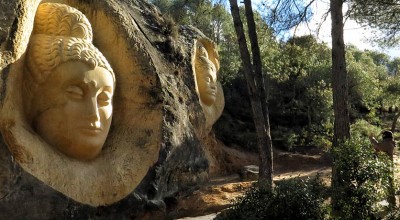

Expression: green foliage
xmin=271 ymin=127 xmax=299 ymax=151
xmin=387 ymin=58 xmax=400 ymax=75
xmin=151 ymin=0 xmax=400 ymax=156
xmin=386 ymin=208 xmax=400 ymax=220
xmin=262 ymin=0 xmax=313 ymax=34
xmin=332 ymin=136 xmax=393 ymax=219
xmin=348 ymin=0 xmax=400 ymax=46
xmin=268 ymin=35 xmax=333 ymax=149
xmin=379 ymin=75 xmax=400 ymax=113
xmin=346 ymin=47 xmax=386 ymax=117
xmin=216 ymin=177 xmax=328 ymax=220
xmin=306 ymin=123 xmax=333 ymax=150
xmin=351 ymin=119 xmax=381 ymax=138
xmin=220 ymin=6 xmax=277 ymax=86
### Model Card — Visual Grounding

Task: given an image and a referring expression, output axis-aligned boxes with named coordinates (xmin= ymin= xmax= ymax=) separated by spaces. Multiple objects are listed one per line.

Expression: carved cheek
xmin=199 ymin=71 xmax=209 ymax=85
xmin=211 ymin=70 xmax=217 ymax=84
xmin=64 ymin=98 xmax=86 ymax=119
xmin=204 ymin=75 xmax=215 ymax=91
xmin=99 ymin=105 xmax=113 ymax=124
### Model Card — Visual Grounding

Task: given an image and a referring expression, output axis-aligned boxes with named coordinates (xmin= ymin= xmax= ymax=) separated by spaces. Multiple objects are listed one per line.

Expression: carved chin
xmin=43 ymin=134 xmax=105 ymax=160
xmin=35 ymin=120 xmax=106 ymax=160
xmin=61 ymin=141 xmax=103 ymax=160
xmin=200 ymin=93 xmax=217 ymax=106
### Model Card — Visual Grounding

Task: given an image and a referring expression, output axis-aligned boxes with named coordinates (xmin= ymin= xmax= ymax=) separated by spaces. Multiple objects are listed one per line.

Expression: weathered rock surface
xmin=0 ymin=0 xmax=224 ymax=218
xmin=239 ymin=165 xmax=259 ymax=181
xmin=171 ymin=180 xmax=252 ymax=219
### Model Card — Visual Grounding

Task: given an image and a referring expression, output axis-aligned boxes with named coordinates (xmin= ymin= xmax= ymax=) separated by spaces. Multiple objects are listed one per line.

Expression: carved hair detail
xmin=195 ymin=39 xmax=220 ymax=72
xmin=33 ymin=3 xmax=93 ymax=41
xmin=195 ymin=53 xmax=216 ymax=75
xmin=196 ymin=42 xmax=209 ymax=59
xmin=26 ymin=3 xmax=115 ymax=84
xmin=27 ymin=35 xmax=114 ymax=84
xmin=195 ymin=41 xmax=218 ymax=75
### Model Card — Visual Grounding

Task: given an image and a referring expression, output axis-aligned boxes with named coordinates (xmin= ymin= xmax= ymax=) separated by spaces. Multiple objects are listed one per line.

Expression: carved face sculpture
xmin=23 ymin=2 xmax=116 ymax=161
xmin=32 ymin=61 xmax=114 ymax=160
xmin=1 ymin=2 xmax=162 ymax=206
xmin=195 ymin=45 xmax=218 ymax=106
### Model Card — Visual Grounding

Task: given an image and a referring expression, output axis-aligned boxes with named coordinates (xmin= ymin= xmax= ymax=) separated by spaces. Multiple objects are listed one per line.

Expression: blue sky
xmin=247 ymin=0 xmax=400 ymax=58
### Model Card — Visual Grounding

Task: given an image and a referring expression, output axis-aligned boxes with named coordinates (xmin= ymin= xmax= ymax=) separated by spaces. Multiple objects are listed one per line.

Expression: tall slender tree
xmin=330 ymin=0 xmax=350 ymax=214
xmin=331 ymin=0 xmax=350 ymax=147
xmin=243 ymin=0 xmax=273 ymax=188
xmin=229 ymin=0 xmax=273 ymax=188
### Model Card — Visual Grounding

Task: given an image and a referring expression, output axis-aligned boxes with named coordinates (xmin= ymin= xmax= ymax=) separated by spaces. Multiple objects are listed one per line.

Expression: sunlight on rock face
xmin=193 ymin=38 xmax=224 ymax=133
xmin=0 ymin=1 xmax=164 ymax=206
xmin=0 ymin=0 xmax=222 ymax=209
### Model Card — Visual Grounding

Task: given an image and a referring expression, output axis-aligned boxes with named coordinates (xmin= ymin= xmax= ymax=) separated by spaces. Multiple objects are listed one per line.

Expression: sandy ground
xmin=172 ymin=149 xmax=331 ymax=219
xmin=178 ymin=213 xmax=218 ymax=220
xmin=173 ymin=148 xmax=400 ymax=220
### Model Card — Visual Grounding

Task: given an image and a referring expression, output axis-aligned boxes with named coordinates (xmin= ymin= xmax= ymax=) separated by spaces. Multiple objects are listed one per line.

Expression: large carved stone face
xmin=195 ymin=46 xmax=218 ymax=106
xmin=32 ymin=61 xmax=114 ymax=160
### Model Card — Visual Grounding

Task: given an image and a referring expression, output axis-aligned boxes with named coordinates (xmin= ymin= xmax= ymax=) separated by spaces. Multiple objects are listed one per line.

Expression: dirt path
xmin=171 ymin=149 xmax=331 ymax=219
xmin=172 ymin=148 xmax=400 ymax=219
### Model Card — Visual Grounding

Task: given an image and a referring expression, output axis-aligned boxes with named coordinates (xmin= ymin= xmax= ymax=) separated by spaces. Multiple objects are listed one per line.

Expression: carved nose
xmin=210 ymin=85 xmax=216 ymax=91
xmin=86 ymin=97 xmax=100 ymax=122
xmin=90 ymin=121 xmax=101 ymax=129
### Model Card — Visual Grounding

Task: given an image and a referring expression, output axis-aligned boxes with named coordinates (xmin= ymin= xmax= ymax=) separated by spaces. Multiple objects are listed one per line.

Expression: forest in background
xmin=149 ymin=0 xmax=400 ymax=218
xmin=150 ymin=0 xmax=400 ymax=153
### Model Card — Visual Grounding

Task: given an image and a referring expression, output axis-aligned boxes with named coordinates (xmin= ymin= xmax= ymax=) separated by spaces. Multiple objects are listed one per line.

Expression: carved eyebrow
xmin=210 ymin=64 xmax=216 ymax=72
xmin=66 ymin=85 xmax=84 ymax=95
xmin=82 ymin=80 xmax=113 ymax=91
xmin=87 ymin=80 xmax=98 ymax=88
xmin=102 ymin=86 xmax=113 ymax=93
xmin=98 ymin=91 xmax=112 ymax=100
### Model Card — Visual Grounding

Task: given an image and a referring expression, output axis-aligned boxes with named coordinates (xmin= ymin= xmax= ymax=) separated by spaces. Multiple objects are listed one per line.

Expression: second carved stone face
xmin=195 ymin=45 xmax=218 ymax=106
xmin=33 ymin=61 xmax=114 ymax=160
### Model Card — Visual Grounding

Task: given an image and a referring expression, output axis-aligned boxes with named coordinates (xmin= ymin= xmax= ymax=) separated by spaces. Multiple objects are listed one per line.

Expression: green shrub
xmin=271 ymin=122 xmax=333 ymax=152
xmin=216 ymin=176 xmax=328 ymax=220
xmin=331 ymin=136 xmax=393 ymax=219
xmin=350 ymin=119 xmax=381 ymax=139
xmin=386 ymin=208 xmax=400 ymax=220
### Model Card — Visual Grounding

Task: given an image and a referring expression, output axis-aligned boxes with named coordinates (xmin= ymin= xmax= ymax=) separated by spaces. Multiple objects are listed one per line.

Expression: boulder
xmin=0 ymin=0 xmax=224 ymax=218
xmin=239 ymin=165 xmax=259 ymax=181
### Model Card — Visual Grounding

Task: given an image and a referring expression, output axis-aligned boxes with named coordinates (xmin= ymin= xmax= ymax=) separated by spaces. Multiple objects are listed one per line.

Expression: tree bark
xmin=330 ymin=0 xmax=350 ymax=215
xmin=229 ymin=0 xmax=272 ymax=188
xmin=331 ymin=0 xmax=350 ymax=146
xmin=391 ymin=111 xmax=400 ymax=133
xmin=243 ymin=0 xmax=273 ymax=188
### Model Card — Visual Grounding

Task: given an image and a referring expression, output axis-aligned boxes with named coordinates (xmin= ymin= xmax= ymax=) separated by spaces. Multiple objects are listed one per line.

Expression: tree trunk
xmin=331 ymin=0 xmax=350 ymax=146
xmin=330 ymin=0 xmax=350 ymax=215
xmin=391 ymin=111 xmax=400 ymax=133
xmin=243 ymin=0 xmax=273 ymax=188
xmin=229 ymin=0 xmax=272 ymax=188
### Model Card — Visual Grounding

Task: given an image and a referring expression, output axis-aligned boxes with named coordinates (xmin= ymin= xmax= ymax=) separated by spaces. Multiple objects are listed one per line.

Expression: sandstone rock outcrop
xmin=0 ymin=0 xmax=224 ymax=218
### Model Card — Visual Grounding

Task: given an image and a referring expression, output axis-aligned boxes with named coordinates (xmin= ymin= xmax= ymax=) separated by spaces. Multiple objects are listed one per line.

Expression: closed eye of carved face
xmin=98 ymin=91 xmax=112 ymax=106
xmin=66 ymin=86 xmax=84 ymax=98
xmin=33 ymin=61 xmax=114 ymax=160
xmin=66 ymin=85 xmax=112 ymax=106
